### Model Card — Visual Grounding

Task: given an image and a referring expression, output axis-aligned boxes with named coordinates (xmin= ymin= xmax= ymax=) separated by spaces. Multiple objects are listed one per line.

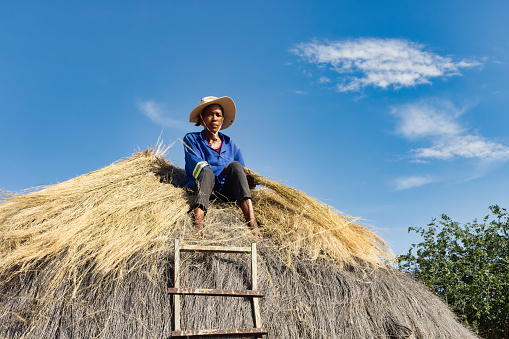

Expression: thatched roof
xmin=0 ymin=148 xmax=478 ymax=338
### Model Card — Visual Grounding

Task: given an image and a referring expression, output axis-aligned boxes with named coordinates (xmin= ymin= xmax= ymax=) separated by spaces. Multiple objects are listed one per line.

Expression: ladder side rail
xmin=174 ymin=239 xmax=182 ymax=332
xmin=251 ymin=243 xmax=263 ymax=330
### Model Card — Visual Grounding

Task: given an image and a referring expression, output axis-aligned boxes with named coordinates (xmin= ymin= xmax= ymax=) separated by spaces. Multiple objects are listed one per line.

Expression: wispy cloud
xmin=392 ymin=99 xmax=509 ymax=161
xmin=137 ymin=100 xmax=188 ymax=130
xmin=394 ymin=175 xmax=434 ymax=191
xmin=291 ymin=38 xmax=481 ymax=92
xmin=318 ymin=76 xmax=331 ymax=83
xmin=413 ymin=135 xmax=509 ymax=160
xmin=391 ymin=99 xmax=464 ymax=140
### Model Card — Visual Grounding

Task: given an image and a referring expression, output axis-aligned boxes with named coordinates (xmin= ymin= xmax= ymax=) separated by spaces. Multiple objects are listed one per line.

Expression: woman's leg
xmin=239 ymin=197 xmax=263 ymax=238
xmin=192 ymin=168 xmax=215 ymax=230
xmin=222 ymin=161 xmax=263 ymax=237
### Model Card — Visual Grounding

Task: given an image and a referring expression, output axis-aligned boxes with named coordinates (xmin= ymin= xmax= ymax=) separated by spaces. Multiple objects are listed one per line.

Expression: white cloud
xmin=391 ymin=99 xmax=464 ymax=140
xmin=394 ymin=176 xmax=434 ymax=191
xmin=292 ymin=38 xmax=480 ymax=92
xmin=137 ymin=100 xmax=188 ymax=130
xmin=413 ymin=135 xmax=509 ymax=160
xmin=318 ymin=76 xmax=331 ymax=83
xmin=392 ymin=99 xmax=509 ymax=161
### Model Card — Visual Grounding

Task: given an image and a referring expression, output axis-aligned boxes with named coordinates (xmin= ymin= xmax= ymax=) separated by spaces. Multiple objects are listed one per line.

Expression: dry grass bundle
xmin=1 ymin=149 xmax=186 ymax=280
xmin=0 ymin=148 xmax=477 ymax=338
xmin=0 ymin=148 xmax=391 ymax=281
xmin=252 ymin=176 xmax=393 ymax=265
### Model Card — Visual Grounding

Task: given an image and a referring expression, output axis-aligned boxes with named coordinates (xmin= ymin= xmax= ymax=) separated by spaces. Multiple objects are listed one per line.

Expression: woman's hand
xmin=244 ymin=167 xmax=257 ymax=188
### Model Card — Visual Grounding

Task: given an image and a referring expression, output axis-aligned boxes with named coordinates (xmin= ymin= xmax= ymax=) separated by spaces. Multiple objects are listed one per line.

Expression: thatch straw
xmin=252 ymin=175 xmax=392 ymax=265
xmin=0 ymin=149 xmax=477 ymax=338
xmin=0 ymin=148 xmax=391 ymax=277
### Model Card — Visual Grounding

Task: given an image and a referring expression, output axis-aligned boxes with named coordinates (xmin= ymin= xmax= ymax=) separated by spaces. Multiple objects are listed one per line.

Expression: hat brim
xmin=189 ymin=96 xmax=236 ymax=130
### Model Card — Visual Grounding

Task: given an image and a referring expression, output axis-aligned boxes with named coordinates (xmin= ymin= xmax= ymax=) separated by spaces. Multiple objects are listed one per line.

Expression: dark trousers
xmin=193 ymin=161 xmax=252 ymax=212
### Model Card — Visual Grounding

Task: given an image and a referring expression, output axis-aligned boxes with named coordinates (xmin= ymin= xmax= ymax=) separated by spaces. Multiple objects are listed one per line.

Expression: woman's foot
xmin=251 ymin=225 xmax=263 ymax=238
xmin=193 ymin=207 xmax=205 ymax=233
xmin=247 ymin=218 xmax=263 ymax=238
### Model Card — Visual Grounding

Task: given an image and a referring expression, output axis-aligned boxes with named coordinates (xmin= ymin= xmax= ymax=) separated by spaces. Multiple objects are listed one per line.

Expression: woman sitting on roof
xmin=183 ymin=96 xmax=262 ymax=238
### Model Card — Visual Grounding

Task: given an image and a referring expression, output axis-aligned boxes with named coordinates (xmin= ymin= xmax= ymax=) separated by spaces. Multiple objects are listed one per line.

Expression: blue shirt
xmin=183 ymin=131 xmax=245 ymax=192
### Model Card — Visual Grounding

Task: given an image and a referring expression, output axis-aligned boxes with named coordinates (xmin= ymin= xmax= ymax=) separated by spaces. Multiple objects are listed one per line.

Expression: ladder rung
xmin=168 ymin=288 xmax=264 ymax=297
xmin=172 ymin=328 xmax=268 ymax=337
xmin=180 ymin=244 xmax=252 ymax=253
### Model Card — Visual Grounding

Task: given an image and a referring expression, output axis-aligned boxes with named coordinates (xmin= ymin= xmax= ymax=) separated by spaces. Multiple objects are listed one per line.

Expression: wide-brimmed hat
xmin=189 ymin=96 xmax=236 ymax=130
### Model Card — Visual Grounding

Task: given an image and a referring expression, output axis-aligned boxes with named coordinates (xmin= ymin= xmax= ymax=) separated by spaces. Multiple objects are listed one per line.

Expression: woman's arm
xmin=183 ymin=134 xmax=211 ymax=181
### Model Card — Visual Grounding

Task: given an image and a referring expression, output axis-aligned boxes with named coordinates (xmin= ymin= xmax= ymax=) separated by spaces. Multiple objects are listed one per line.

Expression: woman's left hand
xmin=244 ymin=167 xmax=257 ymax=188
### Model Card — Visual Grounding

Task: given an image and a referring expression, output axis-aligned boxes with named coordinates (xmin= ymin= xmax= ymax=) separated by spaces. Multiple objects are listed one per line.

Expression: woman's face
xmin=201 ymin=104 xmax=224 ymax=134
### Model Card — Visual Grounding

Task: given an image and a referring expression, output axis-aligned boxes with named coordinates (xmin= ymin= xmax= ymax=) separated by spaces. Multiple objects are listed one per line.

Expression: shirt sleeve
xmin=235 ymin=145 xmax=246 ymax=167
xmin=183 ymin=133 xmax=211 ymax=180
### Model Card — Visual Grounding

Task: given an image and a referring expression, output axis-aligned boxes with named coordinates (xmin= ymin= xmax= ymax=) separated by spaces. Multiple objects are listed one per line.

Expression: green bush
xmin=398 ymin=205 xmax=509 ymax=338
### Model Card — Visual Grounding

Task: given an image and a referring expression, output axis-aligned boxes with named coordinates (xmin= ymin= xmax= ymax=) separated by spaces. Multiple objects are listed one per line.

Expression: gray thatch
xmin=0 ymin=149 xmax=478 ymax=338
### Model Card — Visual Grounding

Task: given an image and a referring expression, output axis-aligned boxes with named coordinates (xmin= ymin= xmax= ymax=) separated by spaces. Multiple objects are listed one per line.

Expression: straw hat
xmin=189 ymin=96 xmax=236 ymax=130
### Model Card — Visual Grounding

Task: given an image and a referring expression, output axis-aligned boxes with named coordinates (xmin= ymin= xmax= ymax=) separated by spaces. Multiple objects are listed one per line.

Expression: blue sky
xmin=1 ymin=1 xmax=508 ymax=254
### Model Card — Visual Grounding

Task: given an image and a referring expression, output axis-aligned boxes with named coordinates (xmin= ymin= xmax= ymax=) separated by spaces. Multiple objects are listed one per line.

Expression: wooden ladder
xmin=168 ymin=239 xmax=267 ymax=337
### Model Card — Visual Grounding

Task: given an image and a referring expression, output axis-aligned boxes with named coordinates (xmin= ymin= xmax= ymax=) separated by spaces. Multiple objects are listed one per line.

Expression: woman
xmin=183 ymin=96 xmax=262 ymax=237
